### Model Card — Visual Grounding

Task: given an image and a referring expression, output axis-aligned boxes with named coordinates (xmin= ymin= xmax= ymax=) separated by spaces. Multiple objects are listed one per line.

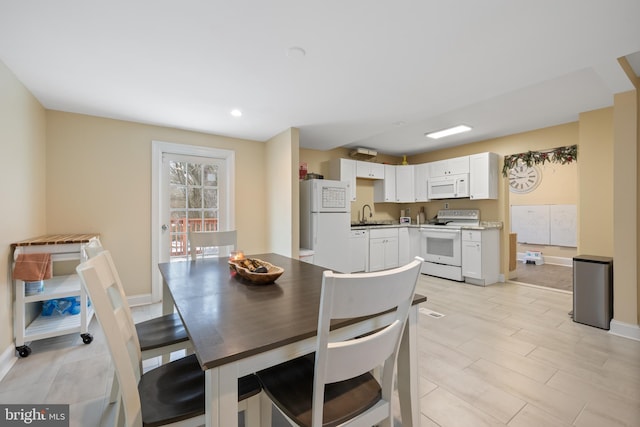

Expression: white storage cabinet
xmin=368 ymin=228 xmax=399 ymax=272
xmin=398 ymin=227 xmax=410 ymax=266
xmin=395 ymin=165 xmax=415 ymax=203
xmin=373 ymin=165 xmax=396 ymax=203
xmin=414 ymin=163 xmax=431 ymax=202
xmin=12 ymin=234 xmax=98 ymax=357
xmin=328 ymin=158 xmax=357 ymax=201
xmin=356 ymin=161 xmax=385 ymax=179
xmin=429 ymin=155 xmax=470 ymax=177
xmin=470 ymin=152 xmax=499 ymax=200
xmin=461 ymin=229 xmax=500 ymax=286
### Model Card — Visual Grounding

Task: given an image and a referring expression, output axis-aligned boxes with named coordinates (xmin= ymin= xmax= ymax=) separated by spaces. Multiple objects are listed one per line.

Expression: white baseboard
xmin=609 ymin=320 xmax=640 ymax=342
xmin=516 ymin=253 xmax=573 ymax=267
xmin=0 ymin=344 xmax=17 ymax=382
xmin=128 ymin=293 xmax=154 ymax=307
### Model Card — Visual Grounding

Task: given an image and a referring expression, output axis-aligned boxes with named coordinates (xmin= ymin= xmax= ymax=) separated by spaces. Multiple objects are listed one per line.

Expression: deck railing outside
xmin=170 ymin=218 xmax=218 ymax=257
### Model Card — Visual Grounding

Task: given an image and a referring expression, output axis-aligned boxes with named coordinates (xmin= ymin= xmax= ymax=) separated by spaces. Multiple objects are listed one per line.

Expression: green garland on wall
xmin=502 ymin=144 xmax=578 ymax=177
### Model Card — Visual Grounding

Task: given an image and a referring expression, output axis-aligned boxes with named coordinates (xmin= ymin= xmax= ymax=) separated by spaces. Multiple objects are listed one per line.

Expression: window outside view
xmin=169 ymin=159 xmax=220 ymax=260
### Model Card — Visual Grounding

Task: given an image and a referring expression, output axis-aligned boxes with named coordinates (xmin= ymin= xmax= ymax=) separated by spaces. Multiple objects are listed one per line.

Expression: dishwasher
xmin=349 ymin=229 xmax=369 ymax=273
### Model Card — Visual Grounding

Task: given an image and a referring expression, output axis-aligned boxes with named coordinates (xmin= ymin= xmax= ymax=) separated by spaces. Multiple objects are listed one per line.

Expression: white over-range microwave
xmin=427 ymin=173 xmax=470 ymax=199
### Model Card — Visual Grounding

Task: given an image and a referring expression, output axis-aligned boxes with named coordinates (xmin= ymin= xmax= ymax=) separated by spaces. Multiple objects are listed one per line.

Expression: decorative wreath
xmin=502 ymin=145 xmax=577 ymax=177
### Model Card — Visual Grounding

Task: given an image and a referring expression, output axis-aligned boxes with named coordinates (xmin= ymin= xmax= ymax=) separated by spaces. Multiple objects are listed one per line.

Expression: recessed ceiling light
xmin=230 ymin=109 xmax=242 ymax=117
xmin=287 ymin=46 xmax=306 ymax=58
xmin=425 ymin=125 xmax=472 ymax=139
xmin=392 ymin=121 xmax=406 ymax=127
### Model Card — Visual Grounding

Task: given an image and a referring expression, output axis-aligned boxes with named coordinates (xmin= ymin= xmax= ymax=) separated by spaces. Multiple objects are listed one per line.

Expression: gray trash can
xmin=573 ymin=255 xmax=613 ymax=330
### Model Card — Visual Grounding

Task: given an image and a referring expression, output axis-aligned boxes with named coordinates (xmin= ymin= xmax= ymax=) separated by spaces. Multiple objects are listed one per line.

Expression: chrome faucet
xmin=361 ymin=204 xmax=372 ymax=223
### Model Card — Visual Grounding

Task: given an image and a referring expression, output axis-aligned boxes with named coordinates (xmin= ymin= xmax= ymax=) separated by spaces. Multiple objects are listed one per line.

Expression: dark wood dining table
xmin=159 ymin=253 xmax=426 ymax=427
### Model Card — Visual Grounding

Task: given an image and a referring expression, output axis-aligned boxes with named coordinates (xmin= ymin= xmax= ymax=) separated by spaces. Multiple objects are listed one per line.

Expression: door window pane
xmin=167 ymin=157 xmax=223 ymax=260
xmin=169 ymin=161 xmax=187 ymax=185
xmin=170 ymin=187 xmax=186 ymax=209
xmin=188 ymin=163 xmax=202 ymax=186
xmin=188 ymin=188 xmax=203 ymax=209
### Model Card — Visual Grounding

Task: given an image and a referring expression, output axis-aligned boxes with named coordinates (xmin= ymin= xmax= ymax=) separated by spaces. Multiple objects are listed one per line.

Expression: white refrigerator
xmin=300 ymin=179 xmax=351 ymax=273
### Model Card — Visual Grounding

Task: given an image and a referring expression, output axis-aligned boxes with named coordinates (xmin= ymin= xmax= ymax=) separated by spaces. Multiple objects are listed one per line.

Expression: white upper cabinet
xmin=373 ymin=164 xmax=396 ymax=202
xmin=395 ymin=165 xmax=415 ymax=203
xmin=469 ymin=152 xmax=499 ymax=200
xmin=328 ymin=158 xmax=357 ymax=201
xmin=414 ymin=163 xmax=430 ymax=202
xmin=356 ymin=161 xmax=385 ymax=179
xmin=430 ymin=155 xmax=470 ymax=177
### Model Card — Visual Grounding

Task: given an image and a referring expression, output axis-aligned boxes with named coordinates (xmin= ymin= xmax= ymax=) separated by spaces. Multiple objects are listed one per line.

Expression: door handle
xmin=161 ymin=224 xmax=168 ymax=231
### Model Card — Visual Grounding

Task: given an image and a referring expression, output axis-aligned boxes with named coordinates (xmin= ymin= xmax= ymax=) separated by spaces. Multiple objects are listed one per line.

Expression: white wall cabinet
xmin=11 ymin=234 xmax=98 ymax=357
xmin=413 ymin=163 xmax=430 ymax=202
xmin=373 ymin=165 xmax=396 ymax=203
xmin=374 ymin=165 xmax=415 ymax=203
xmin=470 ymin=152 xmax=499 ymax=200
xmin=328 ymin=158 xmax=357 ymax=201
xmin=356 ymin=161 xmax=385 ymax=179
xmin=430 ymin=155 xmax=470 ymax=177
xmin=368 ymin=228 xmax=399 ymax=272
xmin=394 ymin=165 xmax=415 ymax=203
xmin=462 ymin=229 xmax=500 ymax=286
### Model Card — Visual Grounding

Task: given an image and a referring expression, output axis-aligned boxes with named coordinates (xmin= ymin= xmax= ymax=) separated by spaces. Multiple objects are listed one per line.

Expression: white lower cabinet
xmin=462 ymin=229 xmax=500 ymax=286
xmin=368 ymin=228 xmax=399 ymax=272
xmin=408 ymin=227 xmax=421 ymax=259
xmin=398 ymin=227 xmax=410 ymax=265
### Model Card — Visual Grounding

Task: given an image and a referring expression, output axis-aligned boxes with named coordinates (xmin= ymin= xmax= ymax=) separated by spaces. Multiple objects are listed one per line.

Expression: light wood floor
xmin=513 ymin=262 xmax=573 ymax=293
xmin=1 ymin=274 xmax=638 ymax=427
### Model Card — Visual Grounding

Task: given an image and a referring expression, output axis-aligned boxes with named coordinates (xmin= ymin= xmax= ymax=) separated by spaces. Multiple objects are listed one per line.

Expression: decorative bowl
xmin=228 ymin=258 xmax=284 ymax=285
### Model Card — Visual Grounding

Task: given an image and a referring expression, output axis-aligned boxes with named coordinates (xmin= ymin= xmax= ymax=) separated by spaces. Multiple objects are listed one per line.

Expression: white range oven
xmin=420 ymin=209 xmax=479 ymax=281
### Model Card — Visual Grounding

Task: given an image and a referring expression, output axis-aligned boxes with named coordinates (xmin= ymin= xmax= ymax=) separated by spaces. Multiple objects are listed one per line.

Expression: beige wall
xmin=266 ymin=128 xmax=299 ymax=257
xmin=578 ymin=108 xmax=614 ymax=255
xmin=613 ymin=90 xmax=639 ymax=325
xmin=0 ymin=61 xmax=47 ymax=355
xmin=45 ymin=111 xmax=270 ymax=296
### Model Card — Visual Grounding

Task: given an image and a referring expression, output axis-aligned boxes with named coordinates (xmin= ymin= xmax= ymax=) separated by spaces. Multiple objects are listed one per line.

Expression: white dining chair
xmin=188 ymin=230 xmax=237 ymax=260
xmin=84 ymin=237 xmax=191 ymax=361
xmin=256 ymin=257 xmax=423 ymax=427
xmin=76 ymin=250 xmax=262 ymax=427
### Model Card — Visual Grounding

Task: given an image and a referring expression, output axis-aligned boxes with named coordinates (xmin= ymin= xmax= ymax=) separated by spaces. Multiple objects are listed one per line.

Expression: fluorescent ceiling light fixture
xmin=425 ymin=125 xmax=472 ymax=139
xmin=230 ymin=109 xmax=242 ymax=117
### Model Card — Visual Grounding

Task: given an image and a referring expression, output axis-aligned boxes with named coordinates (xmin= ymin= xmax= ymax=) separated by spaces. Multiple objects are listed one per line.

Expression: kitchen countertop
xmin=351 ymin=221 xmax=503 ymax=230
xmin=351 ymin=222 xmax=419 ymax=229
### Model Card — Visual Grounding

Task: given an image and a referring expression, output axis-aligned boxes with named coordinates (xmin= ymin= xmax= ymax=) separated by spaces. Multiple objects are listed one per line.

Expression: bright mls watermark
xmin=0 ymin=405 xmax=69 ymax=426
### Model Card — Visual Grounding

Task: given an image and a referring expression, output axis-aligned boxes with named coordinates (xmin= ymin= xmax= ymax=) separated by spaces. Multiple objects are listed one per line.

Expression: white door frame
xmin=151 ymin=140 xmax=235 ymax=302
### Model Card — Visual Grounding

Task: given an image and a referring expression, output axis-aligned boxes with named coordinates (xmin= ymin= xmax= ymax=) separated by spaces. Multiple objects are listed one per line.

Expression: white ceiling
xmin=1 ymin=1 xmax=639 ymax=156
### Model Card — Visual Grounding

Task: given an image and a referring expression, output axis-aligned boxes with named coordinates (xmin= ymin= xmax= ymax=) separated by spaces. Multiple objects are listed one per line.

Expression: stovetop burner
xmin=425 ymin=209 xmax=480 ymax=228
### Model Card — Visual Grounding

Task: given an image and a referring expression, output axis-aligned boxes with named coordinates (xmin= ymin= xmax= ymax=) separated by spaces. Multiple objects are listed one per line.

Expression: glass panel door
xmin=166 ymin=154 xmax=225 ymax=261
